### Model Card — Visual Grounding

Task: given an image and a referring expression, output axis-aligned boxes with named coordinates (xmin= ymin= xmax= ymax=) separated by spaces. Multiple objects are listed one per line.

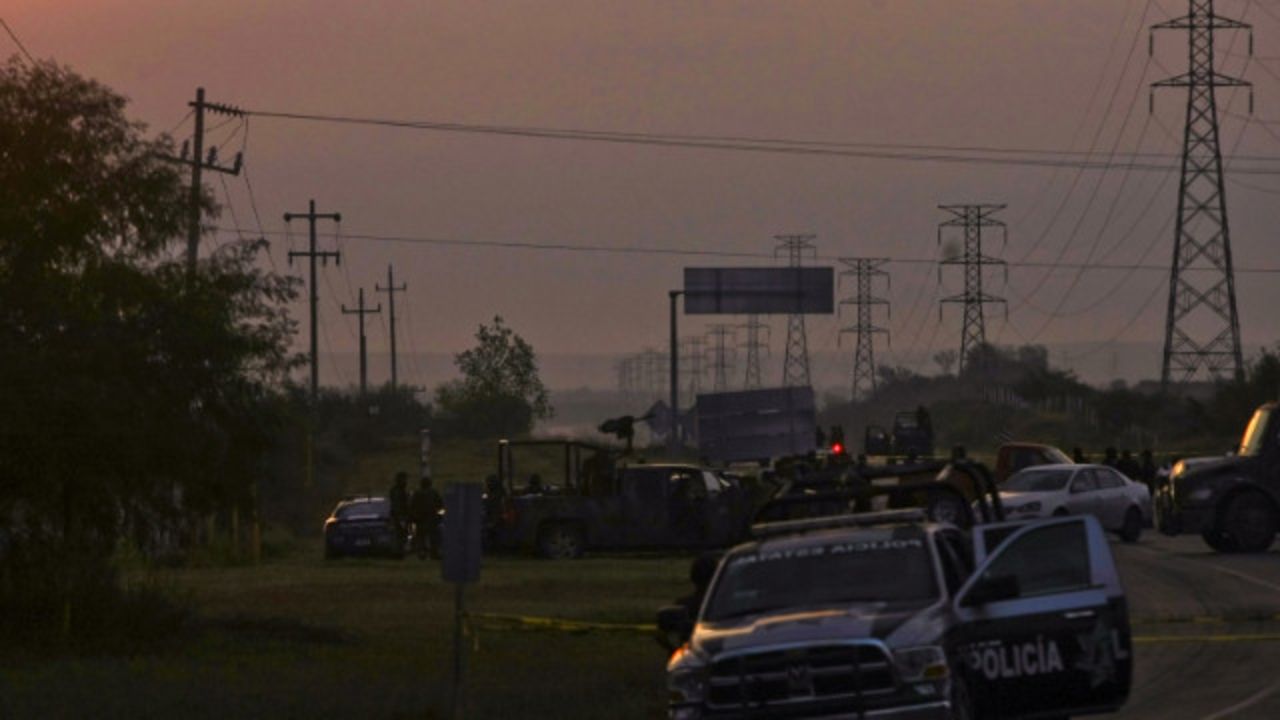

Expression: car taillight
xmin=501 ymin=498 xmax=518 ymax=525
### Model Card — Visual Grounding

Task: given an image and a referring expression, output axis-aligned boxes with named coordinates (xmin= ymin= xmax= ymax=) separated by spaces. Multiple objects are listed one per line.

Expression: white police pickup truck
xmin=661 ymin=510 xmax=1131 ymax=719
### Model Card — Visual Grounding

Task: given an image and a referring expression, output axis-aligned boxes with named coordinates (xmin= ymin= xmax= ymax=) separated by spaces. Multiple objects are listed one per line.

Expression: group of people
xmin=1074 ymin=446 xmax=1160 ymax=490
xmin=388 ymin=471 xmax=443 ymax=558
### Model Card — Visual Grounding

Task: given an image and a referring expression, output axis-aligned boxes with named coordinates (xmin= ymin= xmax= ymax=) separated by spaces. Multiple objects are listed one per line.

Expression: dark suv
xmin=323 ymin=496 xmax=403 ymax=559
xmin=663 ymin=510 xmax=1132 ymax=719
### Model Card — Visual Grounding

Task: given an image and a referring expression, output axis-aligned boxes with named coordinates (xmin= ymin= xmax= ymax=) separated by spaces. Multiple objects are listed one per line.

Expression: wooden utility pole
xmin=342 ymin=288 xmax=382 ymax=396
xmin=375 ymin=264 xmax=408 ymax=389
xmin=169 ymin=88 xmax=243 ymax=270
xmin=284 ymin=200 xmax=342 ymax=401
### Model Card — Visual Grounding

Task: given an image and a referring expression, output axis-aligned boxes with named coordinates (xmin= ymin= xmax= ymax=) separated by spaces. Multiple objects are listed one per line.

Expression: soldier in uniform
xmin=389 ymin=471 xmax=410 ymax=548
xmin=409 ymin=476 xmax=444 ymax=559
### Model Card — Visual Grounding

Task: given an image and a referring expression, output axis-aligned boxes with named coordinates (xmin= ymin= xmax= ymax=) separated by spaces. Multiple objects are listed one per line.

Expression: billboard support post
xmin=668 ymin=290 xmax=683 ymax=455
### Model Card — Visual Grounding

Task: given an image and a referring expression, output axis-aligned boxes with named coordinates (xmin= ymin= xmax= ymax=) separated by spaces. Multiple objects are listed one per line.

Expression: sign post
xmin=443 ymin=482 xmax=482 ymax=719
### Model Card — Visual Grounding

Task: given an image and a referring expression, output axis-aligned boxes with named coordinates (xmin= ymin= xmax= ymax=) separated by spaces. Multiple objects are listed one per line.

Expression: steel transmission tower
xmin=739 ymin=315 xmax=770 ymax=389
xmin=838 ymin=259 xmax=890 ymax=401
xmin=680 ymin=336 xmax=706 ymax=405
xmin=705 ymin=324 xmax=738 ymax=392
xmin=1151 ymin=1 xmax=1251 ymax=384
xmin=938 ymin=205 xmax=1007 ymax=372
xmin=776 ymin=234 xmax=818 ymax=387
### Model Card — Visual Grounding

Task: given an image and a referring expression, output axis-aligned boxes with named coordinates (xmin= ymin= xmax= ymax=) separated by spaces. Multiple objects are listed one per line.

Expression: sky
xmin=8 ymin=1 xmax=1280 ymax=391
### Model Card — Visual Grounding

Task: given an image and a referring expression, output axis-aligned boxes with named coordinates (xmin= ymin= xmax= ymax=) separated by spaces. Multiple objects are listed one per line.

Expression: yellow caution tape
xmin=1135 ymin=633 xmax=1280 ymax=644
xmin=467 ymin=612 xmax=657 ymax=634
xmin=1132 ymin=613 xmax=1280 ymax=626
xmin=465 ymin=613 xmax=1280 ymax=644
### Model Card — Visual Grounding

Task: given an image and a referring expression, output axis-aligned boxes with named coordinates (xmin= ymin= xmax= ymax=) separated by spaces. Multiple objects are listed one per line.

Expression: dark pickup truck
xmin=1159 ymin=402 xmax=1280 ymax=552
xmin=488 ymin=440 xmax=753 ymax=558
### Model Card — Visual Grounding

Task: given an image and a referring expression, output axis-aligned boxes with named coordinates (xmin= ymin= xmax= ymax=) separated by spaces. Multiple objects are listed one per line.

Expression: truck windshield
xmin=1004 ymin=469 xmax=1073 ymax=492
xmin=703 ymin=534 xmax=937 ymax=621
xmin=1239 ymin=408 xmax=1272 ymax=457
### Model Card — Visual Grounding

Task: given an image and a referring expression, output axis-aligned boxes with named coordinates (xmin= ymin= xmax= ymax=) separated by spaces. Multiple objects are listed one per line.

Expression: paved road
xmin=1114 ymin=533 xmax=1280 ymax=719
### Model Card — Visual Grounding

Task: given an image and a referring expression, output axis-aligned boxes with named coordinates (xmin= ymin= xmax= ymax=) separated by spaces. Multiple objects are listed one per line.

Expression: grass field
xmin=0 ymin=541 xmax=690 ymax=719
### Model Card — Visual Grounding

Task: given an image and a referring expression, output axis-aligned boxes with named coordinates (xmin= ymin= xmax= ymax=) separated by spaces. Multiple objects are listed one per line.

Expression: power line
xmin=213 ymin=225 xmax=1280 ymax=274
xmin=239 ymin=107 xmax=1280 ymax=174
xmin=0 ymin=17 xmax=34 ymax=63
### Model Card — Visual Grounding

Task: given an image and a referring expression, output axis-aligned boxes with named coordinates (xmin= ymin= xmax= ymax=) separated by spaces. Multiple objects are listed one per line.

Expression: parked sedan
xmin=323 ymin=496 xmax=404 ymax=559
xmin=998 ymin=463 xmax=1152 ymax=542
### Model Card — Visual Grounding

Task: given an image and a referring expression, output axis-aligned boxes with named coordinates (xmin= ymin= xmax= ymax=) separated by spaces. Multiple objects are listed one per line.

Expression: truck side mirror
xmin=656 ymin=605 xmax=694 ymax=651
xmin=961 ymin=573 xmax=1020 ymax=607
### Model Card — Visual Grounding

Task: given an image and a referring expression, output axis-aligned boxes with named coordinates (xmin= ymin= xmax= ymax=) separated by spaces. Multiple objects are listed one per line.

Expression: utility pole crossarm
xmin=284 ymin=199 xmax=344 ymax=402
xmin=376 ymin=265 xmax=409 ymax=390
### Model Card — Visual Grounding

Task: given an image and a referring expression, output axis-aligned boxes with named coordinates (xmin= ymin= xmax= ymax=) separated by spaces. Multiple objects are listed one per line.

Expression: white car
xmin=998 ymin=463 xmax=1152 ymax=543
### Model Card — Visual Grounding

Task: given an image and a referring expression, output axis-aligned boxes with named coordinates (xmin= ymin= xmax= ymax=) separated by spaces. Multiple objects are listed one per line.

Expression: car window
xmin=935 ymin=534 xmax=970 ymax=596
xmin=671 ymin=472 xmax=707 ymax=502
xmin=1094 ymin=469 xmax=1124 ymax=490
xmin=1070 ymin=472 xmax=1098 ymax=493
xmin=705 ymin=533 xmax=938 ymax=620
xmin=1004 ymin=468 xmax=1072 ymax=492
xmin=625 ymin=472 xmax=666 ymax=507
xmin=978 ymin=521 xmax=1093 ymax=598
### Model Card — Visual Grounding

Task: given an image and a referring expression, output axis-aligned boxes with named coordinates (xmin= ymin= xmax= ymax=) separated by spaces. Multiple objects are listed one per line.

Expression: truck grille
xmin=706 ymin=643 xmax=896 ymax=713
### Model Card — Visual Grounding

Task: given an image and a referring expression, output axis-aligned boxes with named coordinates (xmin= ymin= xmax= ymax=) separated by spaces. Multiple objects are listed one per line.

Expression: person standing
xmin=409 ymin=476 xmax=444 ymax=559
xmin=389 ymin=471 xmax=410 ymax=549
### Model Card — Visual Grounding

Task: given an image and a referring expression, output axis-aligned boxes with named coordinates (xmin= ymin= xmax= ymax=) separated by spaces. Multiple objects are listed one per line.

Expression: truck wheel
xmin=1201 ymin=528 xmax=1237 ymax=553
xmin=537 ymin=523 xmax=584 ymax=559
xmin=1222 ymin=492 xmax=1277 ymax=553
xmin=1119 ymin=508 xmax=1143 ymax=543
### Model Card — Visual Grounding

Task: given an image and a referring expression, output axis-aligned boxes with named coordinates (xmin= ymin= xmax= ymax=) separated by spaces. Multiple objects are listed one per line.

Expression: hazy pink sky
xmin=8 ymin=1 xmax=1280 ymax=388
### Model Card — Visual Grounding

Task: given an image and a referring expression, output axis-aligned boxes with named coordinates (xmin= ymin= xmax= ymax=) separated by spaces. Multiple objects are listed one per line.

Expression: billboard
xmin=696 ymin=386 xmax=816 ymax=463
xmin=684 ymin=267 xmax=834 ymax=315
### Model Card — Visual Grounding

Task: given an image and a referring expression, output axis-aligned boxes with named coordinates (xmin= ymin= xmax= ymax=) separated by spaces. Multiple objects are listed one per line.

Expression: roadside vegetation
xmin=820 ymin=342 xmax=1280 ymax=456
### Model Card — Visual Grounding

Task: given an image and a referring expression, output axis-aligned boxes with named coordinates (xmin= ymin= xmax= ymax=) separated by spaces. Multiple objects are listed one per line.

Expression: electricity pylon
xmin=839 ymin=258 xmax=890 ymax=401
xmin=1151 ymin=0 xmax=1251 ymax=383
xmin=938 ymin=205 xmax=1007 ymax=373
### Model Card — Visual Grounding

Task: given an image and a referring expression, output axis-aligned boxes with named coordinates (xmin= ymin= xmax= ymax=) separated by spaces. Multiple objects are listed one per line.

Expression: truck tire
xmin=1201 ymin=528 xmax=1236 ymax=553
xmin=537 ymin=523 xmax=584 ymax=559
xmin=1119 ymin=508 xmax=1143 ymax=544
xmin=1221 ymin=492 xmax=1277 ymax=553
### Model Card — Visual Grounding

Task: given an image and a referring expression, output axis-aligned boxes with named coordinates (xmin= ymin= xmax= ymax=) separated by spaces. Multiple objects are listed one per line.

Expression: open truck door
xmin=954 ymin=515 xmax=1132 ymax=719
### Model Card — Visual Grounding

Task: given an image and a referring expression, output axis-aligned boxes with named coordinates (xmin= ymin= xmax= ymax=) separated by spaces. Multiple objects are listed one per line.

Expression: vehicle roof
xmin=1013 ymin=463 xmax=1116 ymax=472
xmin=338 ymin=495 xmax=388 ymax=504
xmin=731 ymin=522 xmax=937 ymax=557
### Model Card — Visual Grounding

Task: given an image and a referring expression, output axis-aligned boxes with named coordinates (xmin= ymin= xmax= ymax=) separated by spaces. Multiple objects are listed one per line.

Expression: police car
xmin=662 ymin=509 xmax=1132 ymax=719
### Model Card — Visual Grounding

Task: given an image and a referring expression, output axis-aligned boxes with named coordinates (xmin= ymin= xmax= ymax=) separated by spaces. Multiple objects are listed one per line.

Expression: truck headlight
xmin=668 ymin=645 xmax=708 ymax=706
xmin=893 ymin=645 xmax=949 ymax=682
xmin=669 ymin=668 xmax=708 ymax=704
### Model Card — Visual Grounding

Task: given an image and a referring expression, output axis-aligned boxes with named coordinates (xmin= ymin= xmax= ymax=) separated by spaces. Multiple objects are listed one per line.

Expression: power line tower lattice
xmin=937 ymin=205 xmax=1007 ymax=372
xmin=680 ymin=337 xmax=706 ymax=406
xmin=776 ymin=234 xmax=818 ymax=387
xmin=1151 ymin=0 xmax=1251 ymax=384
xmin=705 ymin=324 xmax=738 ymax=392
xmin=739 ymin=315 xmax=770 ymax=389
xmin=839 ymin=258 xmax=890 ymax=401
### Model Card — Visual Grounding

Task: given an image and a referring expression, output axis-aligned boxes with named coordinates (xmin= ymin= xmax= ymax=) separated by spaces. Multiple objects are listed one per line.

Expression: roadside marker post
xmin=443 ymin=481 xmax=482 ymax=719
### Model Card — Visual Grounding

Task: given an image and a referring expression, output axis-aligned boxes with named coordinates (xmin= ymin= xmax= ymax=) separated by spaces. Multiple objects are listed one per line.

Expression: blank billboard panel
xmin=684 ymin=267 xmax=834 ymax=315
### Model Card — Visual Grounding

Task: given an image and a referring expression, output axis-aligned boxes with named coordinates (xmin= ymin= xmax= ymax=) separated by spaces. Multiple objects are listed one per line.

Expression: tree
xmin=932 ymin=350 xmax=958 ymax=376
xmin=0 ymin=59 xmax=299 ymax=642
xmin=434 ymin=316 xmax=552 ymax=437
